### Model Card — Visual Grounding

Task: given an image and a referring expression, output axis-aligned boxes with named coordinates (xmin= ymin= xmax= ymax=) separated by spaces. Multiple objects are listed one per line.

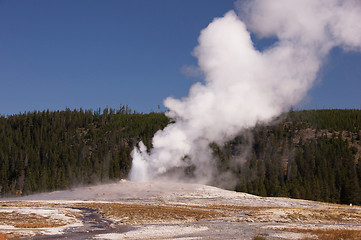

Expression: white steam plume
xmin=130 ymin=0 xmax=361 ymax=183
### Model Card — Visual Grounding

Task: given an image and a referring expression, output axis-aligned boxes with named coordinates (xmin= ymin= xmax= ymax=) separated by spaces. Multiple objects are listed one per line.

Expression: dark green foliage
xmin=286 ymin=109 xmax=361 ymax=132
xmin=1 ymin=107 xmax=361 ymax=205
xmin=214 ymin=109 xmax=361 ymax=205
xmin=0 ymin=106 xmax=168 ymax=196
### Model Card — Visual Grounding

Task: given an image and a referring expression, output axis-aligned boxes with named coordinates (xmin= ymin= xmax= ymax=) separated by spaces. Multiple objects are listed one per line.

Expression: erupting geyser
xmin=130 ymin=0 xmax=361 ymax=183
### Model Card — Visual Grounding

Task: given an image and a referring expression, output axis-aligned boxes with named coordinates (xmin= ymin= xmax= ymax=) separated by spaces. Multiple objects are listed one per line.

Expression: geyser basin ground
xmin=1 ymin=181 xmax=361 ymax=239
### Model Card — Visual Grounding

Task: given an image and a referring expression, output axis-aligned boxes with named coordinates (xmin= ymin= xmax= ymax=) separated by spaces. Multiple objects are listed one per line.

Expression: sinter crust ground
xmin=1 ymin=180 xmax=361 ymax=239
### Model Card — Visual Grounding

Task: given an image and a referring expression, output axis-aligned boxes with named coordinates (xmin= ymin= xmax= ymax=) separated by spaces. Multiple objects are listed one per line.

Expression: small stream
xmin=25 ymin=207 xmax=134 ymax=240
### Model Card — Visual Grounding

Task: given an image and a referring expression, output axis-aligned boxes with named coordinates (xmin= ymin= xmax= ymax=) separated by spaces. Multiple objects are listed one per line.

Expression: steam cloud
xmin=129 ymin=0 xmax=361 ymax=183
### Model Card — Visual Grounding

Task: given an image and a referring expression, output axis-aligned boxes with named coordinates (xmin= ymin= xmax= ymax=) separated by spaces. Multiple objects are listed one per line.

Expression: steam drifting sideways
xmin=130 ymin=0 xmax=361 ymax=183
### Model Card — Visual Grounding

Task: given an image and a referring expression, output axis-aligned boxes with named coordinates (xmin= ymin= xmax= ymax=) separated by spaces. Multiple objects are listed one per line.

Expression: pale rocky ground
xmin=1 ymin=180 xmax=361 ymax=239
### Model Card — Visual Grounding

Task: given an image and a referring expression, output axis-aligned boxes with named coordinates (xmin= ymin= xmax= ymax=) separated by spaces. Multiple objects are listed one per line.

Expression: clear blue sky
xmin=1 ymin=0 xmax=360 ymax=116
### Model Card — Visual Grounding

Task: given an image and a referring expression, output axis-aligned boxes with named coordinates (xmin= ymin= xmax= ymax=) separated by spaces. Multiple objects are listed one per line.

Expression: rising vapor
xmin=130 ymin=0 xmax=361 ymax=183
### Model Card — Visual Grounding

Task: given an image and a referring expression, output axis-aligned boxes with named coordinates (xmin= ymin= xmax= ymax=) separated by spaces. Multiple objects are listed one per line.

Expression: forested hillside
xmin=1 ymin=108 xmax=361 ymax=205
xmin=0 ymin=106 xmax=168 ymax=196
xmin=213 ymin=109 xmax=361 ymax=205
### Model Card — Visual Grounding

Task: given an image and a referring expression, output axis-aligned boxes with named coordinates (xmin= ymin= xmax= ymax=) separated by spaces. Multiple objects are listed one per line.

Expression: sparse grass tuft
xmin=253 ymin=236 xmax=266 ymax=240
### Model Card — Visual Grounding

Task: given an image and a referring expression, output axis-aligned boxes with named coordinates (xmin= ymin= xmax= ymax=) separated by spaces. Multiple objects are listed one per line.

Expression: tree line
xmin=212 ymin=109 xmax=361 ymax=205
xmin=0 ymin=107 xmax=360 ymax=205
xmin=0 ymin=106 xmax=168 ymax=196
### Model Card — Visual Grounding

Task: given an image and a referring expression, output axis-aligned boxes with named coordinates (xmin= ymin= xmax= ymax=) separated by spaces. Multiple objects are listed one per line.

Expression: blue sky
xmin=0 ymin=0 xmax=360 ymax=116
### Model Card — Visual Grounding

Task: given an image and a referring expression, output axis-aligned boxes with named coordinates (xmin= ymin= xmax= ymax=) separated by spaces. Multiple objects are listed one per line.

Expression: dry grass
xmin=315 ymin=229 xmax=361 ymax=240
xmin=1 ymin=201 xmax=46 ymax=208
xmin=74 ymin=202 xmax=228 ymax=224
xmin=1 ymin=201 xmax=361 ymax=239
xmin=0 ymin=211 xmax=66 ymax=228
xmin=310 ymin=208 xmax=361 ymax=222
xmin=206 ymin=204 xmax=361 ymax=224
xmin=0 ymin=232 xmax=33 ymax=240
xmin=0 ymin=233 xmax=8 ymax=240
xmin=207 ymin=204 xmax=286 ymax=211
xmin=281 ymin=207 xmax=361 ymax=224
xmin=282 ymin=228 xmax=361 ymax=240
xmin=0 ymin=202 xmax=79 ymax=239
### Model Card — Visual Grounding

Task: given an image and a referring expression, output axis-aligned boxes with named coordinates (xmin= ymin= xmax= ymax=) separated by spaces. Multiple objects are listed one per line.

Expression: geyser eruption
xmin=130 ymin=0 xmax=361 ymax=183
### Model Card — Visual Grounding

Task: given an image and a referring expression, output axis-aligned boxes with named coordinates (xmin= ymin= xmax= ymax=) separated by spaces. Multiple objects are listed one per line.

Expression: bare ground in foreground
xmin=1 ymin=180 xmax=361 ymax=239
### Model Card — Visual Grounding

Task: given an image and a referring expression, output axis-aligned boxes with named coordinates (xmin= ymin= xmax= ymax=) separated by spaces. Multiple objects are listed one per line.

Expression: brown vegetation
xmin=0 ymin=233 xmax=8 ymax=240
xmin=0 ymin=202 xmax=79 ymax=239
xmin=74 ymin=202 xmax=228 ymax=224
xmin=281 ymin=228 xmax=361 ymax=240
xmin=1 ymin=183 xmax=361 ymax=240
xmin=0 ymin=211 xmax=66 ymax=228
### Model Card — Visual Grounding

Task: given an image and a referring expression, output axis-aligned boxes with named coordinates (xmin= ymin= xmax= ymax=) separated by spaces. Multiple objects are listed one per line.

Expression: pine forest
xmin=0 ymin=107 xmax=361 ymax=205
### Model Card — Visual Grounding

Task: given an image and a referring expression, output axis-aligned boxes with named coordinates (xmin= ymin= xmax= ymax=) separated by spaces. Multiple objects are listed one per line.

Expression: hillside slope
xmin=0 ymin=108 xmax=360 ymax=205
xmin=211 ymin=109 xmax=361 ymax=204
